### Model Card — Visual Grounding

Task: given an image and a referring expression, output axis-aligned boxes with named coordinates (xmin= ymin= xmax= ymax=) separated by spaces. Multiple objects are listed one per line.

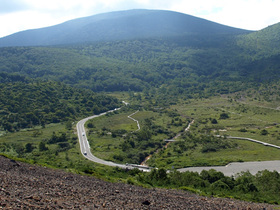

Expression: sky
xmin=1 ymin=0 xmax=280 ymax=38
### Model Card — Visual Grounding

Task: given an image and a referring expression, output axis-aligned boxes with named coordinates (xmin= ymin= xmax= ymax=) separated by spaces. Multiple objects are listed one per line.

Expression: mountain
xmin=0 ymin=20 xmax=279 ymax=96
xmin=237 ymin=22 xmax=280 ymax=55
xmin=0 ymin=10 xmax=279 ymax=100
xmin=0 ymin=9 xmax=251 ymax=47
xmin=233 ymin=22 xmax=280 ymax=82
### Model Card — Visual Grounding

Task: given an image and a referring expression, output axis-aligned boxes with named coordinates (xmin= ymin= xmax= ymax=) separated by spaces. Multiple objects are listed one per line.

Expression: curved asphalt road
xmin=77 ymin=108 xmax=280 ymax=176
xmin=76 ymin=108 xmax=151 ymax=172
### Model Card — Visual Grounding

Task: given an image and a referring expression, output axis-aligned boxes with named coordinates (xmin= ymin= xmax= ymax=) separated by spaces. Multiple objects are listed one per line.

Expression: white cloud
xmin=204 ymin=0 xmax=280 ymax=29
xmin=171 ymin=0 xmax=280 ymax=30
xmin=0 ymin=0 xmax=280 ymax=38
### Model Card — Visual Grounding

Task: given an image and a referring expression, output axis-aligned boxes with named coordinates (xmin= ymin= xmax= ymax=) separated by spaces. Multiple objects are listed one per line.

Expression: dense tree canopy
xmin=0 ymin=79 xmax=120 ymax=131
xmin=0 ymin=28 xmax=279 ymax=99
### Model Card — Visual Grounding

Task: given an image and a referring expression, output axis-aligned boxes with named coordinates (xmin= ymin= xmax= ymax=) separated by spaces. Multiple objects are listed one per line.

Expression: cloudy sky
xmin=1 ymin=0 xmax=280 ymax=38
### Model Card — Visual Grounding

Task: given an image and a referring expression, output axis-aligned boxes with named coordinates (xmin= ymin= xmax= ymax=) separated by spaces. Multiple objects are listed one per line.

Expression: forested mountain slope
xmin=237 ymin=22 xmax=280 ymax=55
xmin=0 ymin=10 xmax=279 ymax=101
xmin=0 ymin=29 xmax=279 ymax=98
xmin=0 ymin=76 xmax=120 ymax=131
xmin=235 ymin=22 xmax=280 ymax=82
xmin=0 ymin=9 xmax=250 ymax=47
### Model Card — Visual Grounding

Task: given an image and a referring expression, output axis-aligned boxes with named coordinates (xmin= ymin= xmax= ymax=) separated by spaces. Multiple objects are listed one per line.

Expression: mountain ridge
xmin=0 ymin=9 xmax=251 ymax=47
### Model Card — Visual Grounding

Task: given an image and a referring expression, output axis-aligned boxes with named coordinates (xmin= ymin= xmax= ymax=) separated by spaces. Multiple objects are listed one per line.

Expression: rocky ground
xmin=0 ymin=155 xmax=277 ymax=209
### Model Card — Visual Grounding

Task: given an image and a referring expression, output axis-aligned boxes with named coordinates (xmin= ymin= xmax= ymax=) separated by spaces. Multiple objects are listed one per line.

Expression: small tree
xmin=39 ymin=142 xmax=48 ymax=151
xmin=211 ymin=118 xmax=218 ymax=124
xmin=87 ymin=122 xmax=95 ymax=128
xmin=261 ymin=129 xmax=268 ymax=135
xmin=219 ymin=113 xmax=229 ymax=119
xmin=25 ymin=143 xmax=34 ymax=153
xmin=65 ymin=121 xmax=72 ymax=130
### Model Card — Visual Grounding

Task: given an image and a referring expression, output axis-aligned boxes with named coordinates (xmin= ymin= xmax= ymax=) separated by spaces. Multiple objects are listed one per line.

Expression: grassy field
xmin=79 ymin=96 xmax=280 ymax=167
xmin=0 ymin=121 xmax=85 ymax=167
xmin=1 ymin=95 xmax=279 ymax=170
xmin=86 ymin=111 xmax=138 ymax=131
xmin=173 ymin=96 xmax=280 ymax=142
xmin=149 ymin=138 xmax=280 ymax=169
xmin=0 ymin=119 xmax=137 ymax=183
xmin=0 ymin=123 xmax=65 ymax=143
xmin=85 ymin=108 xmax=188 ymax=163
xmin=145 ymin=96 xmax=280 ymax=168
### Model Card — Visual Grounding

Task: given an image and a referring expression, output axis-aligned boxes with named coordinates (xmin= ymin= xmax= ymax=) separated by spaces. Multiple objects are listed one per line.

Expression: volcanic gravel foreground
xmin=0 ymin=155 xmax=277 ymax=209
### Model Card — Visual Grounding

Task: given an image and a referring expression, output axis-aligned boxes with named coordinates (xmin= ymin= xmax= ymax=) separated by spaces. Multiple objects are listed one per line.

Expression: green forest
xmin=0 ymin=25 xmax=280 ymax=98
xmin=0 ymin=75 xmax=120 ymax=132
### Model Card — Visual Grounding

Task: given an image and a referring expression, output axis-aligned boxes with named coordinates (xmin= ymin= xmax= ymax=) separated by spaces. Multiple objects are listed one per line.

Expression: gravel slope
xmin=0 ymin=156 xmax=276 ymax=209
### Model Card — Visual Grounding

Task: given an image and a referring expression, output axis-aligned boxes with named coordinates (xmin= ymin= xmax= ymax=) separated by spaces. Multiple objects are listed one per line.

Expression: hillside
xmin=0 ymin=77 xmax=120 ymax=131
xmin=0 ymin=10 xmax=279 ymax=99
xmin=0 ymin=155 xmax=275 ymax=209
xmin=0 ymin=9 xmax=250 ymax=47
xmin=237 ymin=22 xmax=280 ymax=55
xmin=0 ymin=31 xmax=279 ymax=100
xmin=234 ymin=22 xmax=280 ymax=82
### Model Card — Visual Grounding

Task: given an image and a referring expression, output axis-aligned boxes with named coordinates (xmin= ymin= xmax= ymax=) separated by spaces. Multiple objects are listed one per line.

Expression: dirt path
xmin=127 ymin=110 xmax=140 ymax=132
xmin=140 ymin=120 xmax=194 ymax=166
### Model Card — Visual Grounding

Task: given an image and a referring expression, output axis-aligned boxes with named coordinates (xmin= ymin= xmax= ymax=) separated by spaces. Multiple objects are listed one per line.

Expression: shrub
xmin=39 ymin=142 xmax=48 ymax=151
xmin=239 ymin=128 xmax=248 ymax=132
xmin=211 ymin=180 xmax=230 ymax=191
xmin=219 ymin=113 xmax=229 ymax=119
xmin=211 ymin=118 xmax=218 ymax=124
xmin=260 ymin=129 xmax=268 ymax=135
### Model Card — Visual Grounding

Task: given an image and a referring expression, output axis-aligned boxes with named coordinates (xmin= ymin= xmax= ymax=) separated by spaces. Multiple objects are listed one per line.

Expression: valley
xmin=0 ymin=9 xmax=280 ymax=205
xmin=77 ymin=104 xmax=280 ymax=176
xmin=83 ymin=95 xmax=280 ymax=169
xmin=1 ymin=94 xmax=280 ymax=204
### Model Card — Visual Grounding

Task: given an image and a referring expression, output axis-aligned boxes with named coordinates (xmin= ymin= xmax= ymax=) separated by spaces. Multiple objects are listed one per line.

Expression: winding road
xmin=76 ymin=107 xmax=151 ymax=172
xmin=77 ymin=108 xmax=280 ymax=176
